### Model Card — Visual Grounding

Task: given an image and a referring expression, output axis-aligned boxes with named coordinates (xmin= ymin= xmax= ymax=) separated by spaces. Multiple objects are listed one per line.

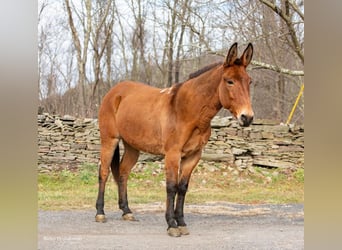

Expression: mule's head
xmin=218 ymin=43 xmax=254 ymax=127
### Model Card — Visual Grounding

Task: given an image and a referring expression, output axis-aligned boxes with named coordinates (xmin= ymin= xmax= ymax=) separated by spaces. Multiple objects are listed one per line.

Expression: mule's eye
xmin=226 ymin=80 xmax=234 ymax=85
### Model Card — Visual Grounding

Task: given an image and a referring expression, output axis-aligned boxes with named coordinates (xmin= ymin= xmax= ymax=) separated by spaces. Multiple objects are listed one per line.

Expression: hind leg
xmin=95 ymin=137 xmax=119 ymax=222
xmin=113 ymin=142 xmax=140 ymax=221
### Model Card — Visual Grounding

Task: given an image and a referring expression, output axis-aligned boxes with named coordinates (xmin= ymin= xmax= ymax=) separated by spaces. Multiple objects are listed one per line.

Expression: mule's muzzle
xmin=239 ymin=114 xmax=254 ymax=127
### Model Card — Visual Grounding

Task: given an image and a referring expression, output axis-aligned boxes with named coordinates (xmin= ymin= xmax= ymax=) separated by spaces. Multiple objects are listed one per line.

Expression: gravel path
xmin=38 ymin=203 xmax=303 ymax=250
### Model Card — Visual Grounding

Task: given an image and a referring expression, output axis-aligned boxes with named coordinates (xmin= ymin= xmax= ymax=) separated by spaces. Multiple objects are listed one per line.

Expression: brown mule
xmin=95 ymin=43 xmax=254 ymax=236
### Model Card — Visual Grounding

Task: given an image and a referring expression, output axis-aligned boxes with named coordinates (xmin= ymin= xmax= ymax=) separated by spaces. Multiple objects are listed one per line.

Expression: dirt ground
xmin=38 ymin=202 xmax=303 ymax=250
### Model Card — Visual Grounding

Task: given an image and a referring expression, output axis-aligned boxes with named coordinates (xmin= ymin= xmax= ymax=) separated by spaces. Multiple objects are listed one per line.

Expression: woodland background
xmin=38 ymin=0 xmax=304 ymax=124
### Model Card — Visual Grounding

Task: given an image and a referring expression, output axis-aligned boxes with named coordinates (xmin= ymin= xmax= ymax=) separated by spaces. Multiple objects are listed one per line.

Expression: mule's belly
xmin=122 ymin=131 xmax=164 ymax=155
xmin=115 ymin=95 xmax=167 ymax=155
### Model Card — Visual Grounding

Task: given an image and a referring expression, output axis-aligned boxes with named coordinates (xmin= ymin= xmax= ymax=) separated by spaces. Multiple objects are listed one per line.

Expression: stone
xmin=235 ymin=159 xmax=242 ymax=167
xmin=87 ymin=144 xmax=101 ymax=151
xmin=261 ymin=132 xmax=274 ymax=139
xmin=252 ymin=119 xmax=279 ymax=125
xmin=231 ymin=147 xmax=247 ymax=155
xmin=253 ymin=157 xmax=294 ymax=169
xmin=201 ymin=153 xmax=234 ymax=162
xmin=222 ymin=127 xmax=237 ymax=136
xmin=247 ymin=166 xmax=256 ymax=174
xmin=249 ymin=132 xmax=262 ymax=139
xmin=62 ymin=115 xmax=76 ymax=121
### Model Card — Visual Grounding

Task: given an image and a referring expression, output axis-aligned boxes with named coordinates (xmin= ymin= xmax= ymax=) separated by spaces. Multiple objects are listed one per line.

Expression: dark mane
xmin=169 ymin=62 xmax=222 ymax=106
xmin=188 ymin=61 xmax=222 ymax=80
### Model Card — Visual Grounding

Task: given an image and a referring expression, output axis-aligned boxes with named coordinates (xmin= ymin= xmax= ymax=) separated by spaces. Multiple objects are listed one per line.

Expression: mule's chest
xmin=181 ymin=127 xmax=211 ymax=157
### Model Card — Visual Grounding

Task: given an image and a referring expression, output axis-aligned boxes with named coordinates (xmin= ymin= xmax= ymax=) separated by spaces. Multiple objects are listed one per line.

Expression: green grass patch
xmin=38 ymin=162 xmax=304 ymax=210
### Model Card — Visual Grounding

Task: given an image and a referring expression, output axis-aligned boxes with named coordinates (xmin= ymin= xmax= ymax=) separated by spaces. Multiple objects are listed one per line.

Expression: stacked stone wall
xmin=38 ymin=114 xmax=304 ymax=170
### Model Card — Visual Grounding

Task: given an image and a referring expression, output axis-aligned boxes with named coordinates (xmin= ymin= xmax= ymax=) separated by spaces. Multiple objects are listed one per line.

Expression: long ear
xmin=224 ymin=42 xmax=238 ymax=67
xmin=241 ymin=43 xmax=253 ymax=67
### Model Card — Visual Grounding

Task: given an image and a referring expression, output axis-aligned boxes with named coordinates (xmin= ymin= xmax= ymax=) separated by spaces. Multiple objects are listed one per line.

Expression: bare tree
xmin=256 ymin=0 xmax=304 ymax=121
xmin=39 ymin=0 xmax=73 ymax=115
xmin=165 ymin=0 xmax=178 ymax=87
xmin=65 ymin=0 xmax=92 ymax=117
xmin=38 ymin=0 xmax=49 ymax=102
xmin=112 ymin=0 xmax=129 ymax=78
xmin=38 ymin=0 xmax=304 ymax=123
xmin=174 ymin=0 xmax=191 ymax=83
xmin=129 ymin=0 xmax=149 ymax=83
xmin=258 ymin=0 xmax=304 ymax=63
xmin=89 ymin=0 xmax=115 ymax=116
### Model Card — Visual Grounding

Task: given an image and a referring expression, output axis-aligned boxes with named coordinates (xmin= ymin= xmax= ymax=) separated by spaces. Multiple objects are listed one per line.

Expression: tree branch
xmin=258 ymin=0 xmax=304 ymax=63
xmin=288 ymin=0 xmax=304 ymax=21
xmin=65 ymin=0 xmax=82 ymax=63
xmin=251 ymin=60 xmax=304 ymax=76
xmin=204 ymin=49 xmax=304 ymax=77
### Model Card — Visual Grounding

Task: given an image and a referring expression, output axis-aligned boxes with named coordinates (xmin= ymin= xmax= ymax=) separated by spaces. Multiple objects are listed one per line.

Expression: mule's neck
xmin=175 ymin=64 xmax=223 ymax=131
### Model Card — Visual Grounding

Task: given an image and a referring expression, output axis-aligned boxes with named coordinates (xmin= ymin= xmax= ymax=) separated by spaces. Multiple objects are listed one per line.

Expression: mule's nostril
xmin=241 ymin=114 xmax=246 ymax=123
xmin=240 ymin=114 xmax=253 ymax=127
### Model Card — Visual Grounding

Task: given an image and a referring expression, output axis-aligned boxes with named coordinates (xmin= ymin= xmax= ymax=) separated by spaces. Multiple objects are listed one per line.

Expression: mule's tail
xmin=111 ymin=145 xmax=120 ymax=184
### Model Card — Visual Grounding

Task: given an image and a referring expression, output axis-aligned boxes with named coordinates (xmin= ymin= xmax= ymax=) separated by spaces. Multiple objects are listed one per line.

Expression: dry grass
xmin=38 ymin=162 xmax=304 ymax=210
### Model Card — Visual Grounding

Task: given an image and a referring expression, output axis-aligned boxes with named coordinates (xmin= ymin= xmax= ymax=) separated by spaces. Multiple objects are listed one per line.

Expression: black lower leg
xmin=118 ymin=196 xmax=132 ymax=215
xmin=118 ymin=176 xmax=132 ymax=215
xmin=175 ymin=180 xmax=188 ymax=226
xmin=96 ymin=181 xmax=105 ymax=215
xmin=165 ymin=182 xmax=178 ymax=229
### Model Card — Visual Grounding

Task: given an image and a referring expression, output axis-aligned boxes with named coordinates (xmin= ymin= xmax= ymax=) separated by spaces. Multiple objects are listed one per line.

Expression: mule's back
xmin=99 ymin=81 xmax=171 ymax=155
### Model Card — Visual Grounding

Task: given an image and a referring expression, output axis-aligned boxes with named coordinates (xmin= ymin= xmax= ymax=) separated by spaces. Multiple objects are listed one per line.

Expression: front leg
xmin=164 ymin=150 xmax=182 ymax=237
xmin=174 ymin=150 xmax=202 ymax=235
